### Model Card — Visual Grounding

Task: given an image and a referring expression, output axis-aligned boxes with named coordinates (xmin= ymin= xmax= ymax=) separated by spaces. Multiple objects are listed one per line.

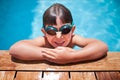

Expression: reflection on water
xmin=0 ymin=0 xmax=120 ymax=51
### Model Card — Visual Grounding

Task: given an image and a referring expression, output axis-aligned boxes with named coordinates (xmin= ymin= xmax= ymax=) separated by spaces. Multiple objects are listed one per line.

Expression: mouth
xmin=54 ymin=41 xmax=65 ymax=46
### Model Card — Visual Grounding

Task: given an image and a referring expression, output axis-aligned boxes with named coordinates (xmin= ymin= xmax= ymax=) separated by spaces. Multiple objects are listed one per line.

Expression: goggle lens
xmin=46 ymin=30 xmax=56 ymax=35
xmin=61 ymin=26 xmax=71 ymax=34
xmin=44 ymin=24 xmax=73 ymax=35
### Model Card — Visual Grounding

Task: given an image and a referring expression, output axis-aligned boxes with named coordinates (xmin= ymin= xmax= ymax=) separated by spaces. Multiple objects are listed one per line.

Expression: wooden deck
xmin=0 ymin=50 xmax=120 ymax=80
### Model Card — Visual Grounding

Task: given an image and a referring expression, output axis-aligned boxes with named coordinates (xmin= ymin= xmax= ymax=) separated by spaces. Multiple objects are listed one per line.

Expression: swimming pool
xmin=0 ymin=0 xmax=120 ymax=51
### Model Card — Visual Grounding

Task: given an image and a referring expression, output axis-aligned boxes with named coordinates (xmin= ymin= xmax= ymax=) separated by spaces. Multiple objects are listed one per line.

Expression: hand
xmin=41 ymin=47 xmax=76 ymax=64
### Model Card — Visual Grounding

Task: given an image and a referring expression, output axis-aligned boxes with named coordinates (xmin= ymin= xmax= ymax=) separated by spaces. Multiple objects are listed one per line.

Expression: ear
xmin=41 ymin=28 xmax=46 ymax=35
xmin=71 ymin=26 xmax=76 ymax=33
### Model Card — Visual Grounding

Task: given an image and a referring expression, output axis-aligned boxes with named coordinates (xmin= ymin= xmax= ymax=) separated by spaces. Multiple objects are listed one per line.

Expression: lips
xmin=54 ymin=41 xmax=65 ymax=46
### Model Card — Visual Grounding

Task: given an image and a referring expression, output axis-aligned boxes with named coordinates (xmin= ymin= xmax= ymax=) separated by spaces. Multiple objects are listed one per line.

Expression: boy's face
xmin=42 ymin=17 xmax=75 ymax=48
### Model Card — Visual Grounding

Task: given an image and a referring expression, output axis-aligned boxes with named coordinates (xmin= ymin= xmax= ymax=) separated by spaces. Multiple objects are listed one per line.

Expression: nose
xmin=56 ymin=32 xmax=62 ymax=38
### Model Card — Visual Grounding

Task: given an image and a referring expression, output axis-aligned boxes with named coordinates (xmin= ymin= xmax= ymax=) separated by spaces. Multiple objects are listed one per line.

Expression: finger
xmin=42 ymin=50 xmax=55 ymax=55
xmin=42 ymin=48 xmax=56 ymax=53
xmin=56 ymin=46 xmax=64 ymax=49
xmin=55 ymin=47 xmax=65 ymax=52
xmin=42 ymin=53 xmax=55 ymax=62
xmin=42 ymin=50 xmax=56 ymax=59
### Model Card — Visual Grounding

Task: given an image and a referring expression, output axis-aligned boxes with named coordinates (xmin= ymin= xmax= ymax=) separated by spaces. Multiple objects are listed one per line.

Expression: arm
xmin=72 ymin=35 xmax=108 ymax=61
xmin=42 ymin=35 xmax=108 ymax=64
xmin=9 ymin=37 xmax=46 ymax=60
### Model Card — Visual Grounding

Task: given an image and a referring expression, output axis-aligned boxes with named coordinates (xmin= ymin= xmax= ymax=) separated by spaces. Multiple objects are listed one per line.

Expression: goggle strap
xmin=72 ymin=22 xmax=74 ymax=26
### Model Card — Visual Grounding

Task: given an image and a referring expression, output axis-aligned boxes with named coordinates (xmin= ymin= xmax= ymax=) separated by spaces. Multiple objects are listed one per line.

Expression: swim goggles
xmin=43 ymin=23 xmax=74 ymax=35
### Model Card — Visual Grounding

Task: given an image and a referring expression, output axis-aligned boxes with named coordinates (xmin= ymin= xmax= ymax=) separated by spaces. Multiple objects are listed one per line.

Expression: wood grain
xmin=70 ymin=72 xmax=96 ymax=80
xmin=15 ymin=71 xmax=42 ymax=80
xmin=95 ymin=72 xmax=120 ymax=80
xmin=43 ymin=72 xmax=69 ymax=80
xmin=0 ymin=51 xmax=120 ymax=71
xmin=0 ymin=71 xmax=15 ymax=80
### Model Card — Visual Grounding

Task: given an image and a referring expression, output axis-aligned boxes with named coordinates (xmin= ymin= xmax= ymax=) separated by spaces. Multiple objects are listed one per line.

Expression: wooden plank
xmin=70 ymin=72 xmax=96 ymax=80
xmin=15 ymin=71 xmax=42 ymax=80
xmin=95 ymin=72 xmax=112 ymax=80
xmin=0 ymin=51 xmax=120 ymax=71
xmin=0 ymin=51 xmax=16 ymax=70
xmin=96 ymin=72 xmax=120 ymax=80
xmin=43 ymin=72 xmax=69 ymax=80
xmin=109 ymin=72 xmax=120 ymax=80
xmin=0 ymin=71 xmax=15 ymax=80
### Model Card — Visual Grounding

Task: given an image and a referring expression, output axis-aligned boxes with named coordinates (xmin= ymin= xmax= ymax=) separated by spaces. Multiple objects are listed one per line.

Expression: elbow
xmin=9 ymin=41 xmax=25 ymax=59
xmin=102 ymin=42 xmax=108 ymax=55
xmin=96 ymin=42 xmax=108 ymax=59
xmin=95 ymin=40 xmax=108 ymax=55
xmin=9 ymin=42 xmax=16 ymax=54
xmin=9 ymin=46 xmax=24 ymax=60
xmin=91 ymin=41 xmax=108 ymax=60
xmin=9 ymin=44 xmax=20 ymax=58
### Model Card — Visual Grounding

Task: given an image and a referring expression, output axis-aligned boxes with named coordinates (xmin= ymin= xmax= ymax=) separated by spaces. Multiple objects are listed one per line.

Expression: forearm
xmin=9 ymin=41 xmax=45 ymax=60
xmin=73 ymin=41 xmax=108 ymax=62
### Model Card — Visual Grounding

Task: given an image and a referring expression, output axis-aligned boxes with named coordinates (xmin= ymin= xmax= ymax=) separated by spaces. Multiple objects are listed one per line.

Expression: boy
xmin=9 ymin=3 xmax=108 ymax=64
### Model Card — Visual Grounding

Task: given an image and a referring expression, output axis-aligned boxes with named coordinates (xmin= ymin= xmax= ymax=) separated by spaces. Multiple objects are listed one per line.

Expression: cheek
xmin=46 ymin=35 xmax=57 ymax=47
xmin=63 ymin=34 xmax=72 ymax=43
xmin=46 ymin=36 xmax=53 ymax=43
xmin=46 ymin=36 xmax=58 ymax=47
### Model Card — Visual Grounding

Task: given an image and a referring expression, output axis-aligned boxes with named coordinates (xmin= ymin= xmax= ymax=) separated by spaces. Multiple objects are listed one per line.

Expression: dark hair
xmin=43 ymin=3 xmax=73 ymax=27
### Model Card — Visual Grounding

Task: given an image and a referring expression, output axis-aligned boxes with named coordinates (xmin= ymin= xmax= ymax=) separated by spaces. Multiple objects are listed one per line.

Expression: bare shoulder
xmin=32 ymin=36 xmax=45 ymax=46
xmin=73 ymin=34 xmax=86 ymax=41
xmin=72 ymin=35 xmax=86 ymax=46
xmin=72 ymin=34 xmax=98 ymax=47
xmin=17 ymin=36 xmax=45 ymax=47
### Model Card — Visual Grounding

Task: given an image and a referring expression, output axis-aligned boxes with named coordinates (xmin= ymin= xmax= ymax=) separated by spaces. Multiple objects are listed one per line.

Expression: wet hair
xmin=43 ymin=3 xmax=73 ymax=27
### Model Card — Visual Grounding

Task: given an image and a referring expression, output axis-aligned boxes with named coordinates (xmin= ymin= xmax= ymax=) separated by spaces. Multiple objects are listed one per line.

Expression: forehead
xmin=45 ymin=17 xmax=65 ymax=29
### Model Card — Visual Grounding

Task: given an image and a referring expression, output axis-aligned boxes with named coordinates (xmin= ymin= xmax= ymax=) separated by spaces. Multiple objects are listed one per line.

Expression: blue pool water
xmin=0 ymin=0 xmax=120 ymax=51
